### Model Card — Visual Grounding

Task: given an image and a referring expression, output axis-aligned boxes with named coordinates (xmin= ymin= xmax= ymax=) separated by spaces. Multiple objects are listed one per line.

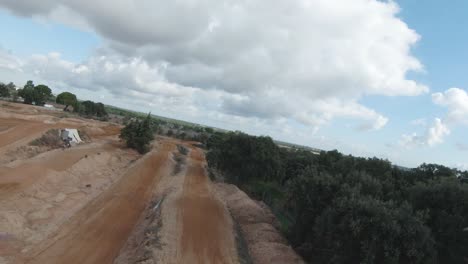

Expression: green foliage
xmin=0 ymin=83 xmax=10 ymax=97
xmin=206 ymin=132 xmax=468 ymax=263
xmin=32 ymin=84 xmax=52 ymax=106
xmin=17 ymin=81 xmax=52 ymax=106
xmin=120 ymin=114 xmax=154 ymax=154
xmin=18 ymin=80 xmax=34 ymax=104
xmin=408 ymin=179 xmax=468 ymax=263
xmin=77 ymin=100 xmax=108 ymax=118
xmin=56 ymin=92 xmax=78 ymax=111
xmin=206 ymin=131 xmax=282 ymax=184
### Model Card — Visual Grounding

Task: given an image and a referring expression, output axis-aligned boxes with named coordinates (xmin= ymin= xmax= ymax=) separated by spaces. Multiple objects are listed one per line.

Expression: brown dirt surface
xmin=21 ymin=142 xmax=174 ymax=264
xmin=1 ymin=102 xmax=297 ymax=264
xmin=215 ymin=183 xmax=305 ymax=264
xmin=116 ymin=143 xmax=239 ymax=264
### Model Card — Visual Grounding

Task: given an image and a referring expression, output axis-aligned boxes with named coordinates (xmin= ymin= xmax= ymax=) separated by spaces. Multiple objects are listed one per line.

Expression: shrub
xmin=30 ymin=129 xmax=62 ymax=148
xmin=120 ymin=114 xmax=154 ymax=153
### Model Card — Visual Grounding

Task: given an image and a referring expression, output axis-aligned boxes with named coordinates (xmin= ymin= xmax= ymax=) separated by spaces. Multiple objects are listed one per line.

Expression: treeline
xmin=206 ymin=131 xmax=468 ymax=264
xmin=0 ymin=80 xmax=107 ymax=119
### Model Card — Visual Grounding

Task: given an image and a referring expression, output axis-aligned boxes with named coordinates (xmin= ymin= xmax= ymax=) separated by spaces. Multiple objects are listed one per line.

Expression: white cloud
xmin=398 ymin=87 xmax=468 ymax=149
xmin=399 ymin=132 xmax=424 ymax=149
xmin=426 ymin=118 xmax=450 ymax=146
xmin=432 ymin=88 xmax=468 ymax=125
xmin=0 ymin=0 xmax=427 ymax=131
xmin=399 ymin=118 xmax=450 ymax=148
xmin=0 ymin=48 xmax=22 ymax=71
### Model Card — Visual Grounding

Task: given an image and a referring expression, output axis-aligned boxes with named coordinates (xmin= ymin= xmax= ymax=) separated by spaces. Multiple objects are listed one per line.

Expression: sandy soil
xmin=215 ymin=183 xmax=305 ymax=264
xmin=116 ymin=143 xmax=239 ymax=264
xmin=0 ymin=102 xmax=138 ymax=263
xmin=1 ymin=102 xmax=300 ymax=264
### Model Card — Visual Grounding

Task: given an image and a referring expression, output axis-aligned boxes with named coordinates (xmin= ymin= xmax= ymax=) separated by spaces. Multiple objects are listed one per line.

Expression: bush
xmin=120 ymin=114 xmax=154 ymax=154
xmin=30 ymin=129 xmax=62 ymax=148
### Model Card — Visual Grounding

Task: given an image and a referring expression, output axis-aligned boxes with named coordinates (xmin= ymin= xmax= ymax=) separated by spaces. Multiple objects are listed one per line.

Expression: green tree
xmin=0 ymin=83 xmax=10 ymax=97
xmin=312 ymin=196 xmax=436 ymax=264
xmin=33 ymin=84 xmax=52 ymax=106
xmin=120 ymin=113 xmax=154 ymax=153
xmin=56 ymin=92 xmax=78 ymax=111
xmin=19 ymin=80 xmax=35 ymax=104
xmin=408 ymin=179 xmax=468 ymax=263
xmin=78 ymin=100 xmax=108 ymax=118
xmin=95 ymin=102 xmax=107 ymax=117
xmin=17 ymin=81 xmax=51 ymax=106
xmin=79 ymin=100 xmax=96 ymax=116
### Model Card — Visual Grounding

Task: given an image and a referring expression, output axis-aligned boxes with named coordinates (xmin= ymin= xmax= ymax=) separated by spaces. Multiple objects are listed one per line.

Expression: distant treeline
xmin=206 ymin=131 xmax=468 ymax=264
xmin=0 ymin=80 xmax=107 ymax=120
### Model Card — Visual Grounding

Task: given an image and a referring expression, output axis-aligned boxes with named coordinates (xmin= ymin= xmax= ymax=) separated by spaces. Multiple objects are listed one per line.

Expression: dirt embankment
xmin=215 ymin=183 xmax=305 ymax=264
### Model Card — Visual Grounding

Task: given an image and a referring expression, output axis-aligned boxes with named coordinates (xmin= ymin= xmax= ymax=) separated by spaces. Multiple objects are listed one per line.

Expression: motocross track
xmin=0 ymin=102 xmax=240 ymax=264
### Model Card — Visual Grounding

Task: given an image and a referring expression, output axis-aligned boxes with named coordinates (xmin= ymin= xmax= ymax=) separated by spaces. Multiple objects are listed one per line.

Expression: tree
xmin=120 ymin=114 xmax=154 ymax=153
xmin=79 ymin=100 xmax=95 ymax=116
xmin=78 ymin=100 xmax=108 ymax=118
xmin=17 ymin=81 xmax=52 ymax=106
xmin=33 ymin=84 xmax=52 ymax=106
xmin=6 ymin=82 xmax=15 ymax=92
xmin=19 ymin=80 xmax=35 ymax=104
xmin=95 ymin=102 xmax=107 ymax=117
xmin=56 ymin=92 xmax=78 ymax=111
xmin=408 ymin=179 xmax=468 ymax=263
xmin=312 ymin=196 xmax=436 ymax=264
xmin=0 ymin=83 xmax=9 ymax=97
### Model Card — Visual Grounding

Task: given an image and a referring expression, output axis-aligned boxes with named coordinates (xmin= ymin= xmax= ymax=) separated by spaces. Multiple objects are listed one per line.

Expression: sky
xmin=0 ymin=0 xmax=467 ymax=169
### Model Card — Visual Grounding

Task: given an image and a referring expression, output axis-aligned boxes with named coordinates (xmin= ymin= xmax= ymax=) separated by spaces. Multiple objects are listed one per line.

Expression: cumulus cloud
xmin=0 ymin=0 xmax=427 ymax=131
xmin=399 ymin=118 xmax=450 ymax=148
xmin=432 ymin=88 xmax=468 ymax=125
xmin=426 ymin=118 xmax=450 ymax=146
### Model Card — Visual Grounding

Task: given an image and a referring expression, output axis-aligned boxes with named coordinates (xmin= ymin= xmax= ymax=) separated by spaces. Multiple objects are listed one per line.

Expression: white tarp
xmin=61 ymin=129 xmax=82 ymax=144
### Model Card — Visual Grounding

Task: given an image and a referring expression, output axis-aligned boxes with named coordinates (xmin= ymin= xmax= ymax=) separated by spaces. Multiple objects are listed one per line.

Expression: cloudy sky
xmin=0 ymin=0 xmax=467 ymax=169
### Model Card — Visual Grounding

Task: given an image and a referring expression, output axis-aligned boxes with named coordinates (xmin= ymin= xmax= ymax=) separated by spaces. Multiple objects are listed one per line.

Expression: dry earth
xmin=1 ymin=101 xmax=302 ymax=264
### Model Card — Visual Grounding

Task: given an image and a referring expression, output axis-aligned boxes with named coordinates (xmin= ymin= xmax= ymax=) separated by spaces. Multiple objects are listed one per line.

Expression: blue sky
xmin=0 ymin=0 xmax=467 ymax=169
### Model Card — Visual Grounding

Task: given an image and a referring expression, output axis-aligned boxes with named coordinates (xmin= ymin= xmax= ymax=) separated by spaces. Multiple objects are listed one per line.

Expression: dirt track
xmin=1 ymin=102 xmax=298 ymax=264
xmin=177 ymin=147 xmax=238 ymax=264
xmin=1 ymin=102 xmax=240 ymax=264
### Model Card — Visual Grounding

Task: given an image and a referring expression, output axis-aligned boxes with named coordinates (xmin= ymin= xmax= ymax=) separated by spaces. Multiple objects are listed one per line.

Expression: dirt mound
xmin=215 ymin=183 xmax=305 ymax=264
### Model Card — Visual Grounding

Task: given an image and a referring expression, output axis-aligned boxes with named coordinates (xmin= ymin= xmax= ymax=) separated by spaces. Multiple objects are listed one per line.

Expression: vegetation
xmin=56 ymin=92 xmax=78 ymax=111
xmin=30 ymin=129 xmax=63 ymax=148
xmin=0 ymin=83 xmax=10 ymax=97
xmin=120 ymin=114 xmax=154 ymax=153
xmin=77 ymin=100 xmax=108 ymax=119
xmin=206 ymin=131 xmax=468 ymax=264
xmin=17 ymin=81 xmax=52 ymax=106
